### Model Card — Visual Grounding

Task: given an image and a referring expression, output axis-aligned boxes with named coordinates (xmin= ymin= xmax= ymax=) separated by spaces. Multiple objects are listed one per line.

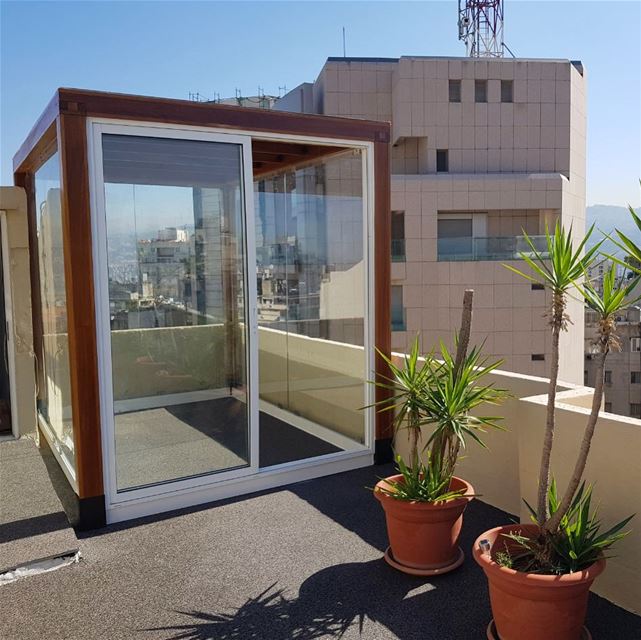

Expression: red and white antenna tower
xmin=458 ymin=0 xmax=510 ymax=58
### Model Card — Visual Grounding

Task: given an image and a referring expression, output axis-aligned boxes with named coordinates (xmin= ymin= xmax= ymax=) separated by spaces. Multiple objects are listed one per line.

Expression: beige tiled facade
xmin=276 ymin=56 xmax=587 ymax=383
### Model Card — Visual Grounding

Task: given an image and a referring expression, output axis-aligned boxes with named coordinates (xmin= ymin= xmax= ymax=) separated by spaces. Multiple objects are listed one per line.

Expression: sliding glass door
xmin=254 ymin=150 xmax=368 ymax=465
xmin=91 ymin=125 xmax=256 ymax=498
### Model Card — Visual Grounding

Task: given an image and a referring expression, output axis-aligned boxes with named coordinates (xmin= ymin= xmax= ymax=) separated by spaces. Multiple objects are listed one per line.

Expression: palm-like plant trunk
xmin=537 ymin=292 xmax=564 ymax=525
xmin=454 ymin=290 xmax=474 ymax=378
xmin=545 ymin=343 xmax=608 ymax=533
xmin=410 ymin=410 xmax=421 ymax=472
xmin=434 ymin=290 xmax=474 ymax=475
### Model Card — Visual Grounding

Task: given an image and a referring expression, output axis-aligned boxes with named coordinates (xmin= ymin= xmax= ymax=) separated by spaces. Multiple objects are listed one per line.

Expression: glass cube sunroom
xmin=14 ymin=89 xmax=391 ymax=527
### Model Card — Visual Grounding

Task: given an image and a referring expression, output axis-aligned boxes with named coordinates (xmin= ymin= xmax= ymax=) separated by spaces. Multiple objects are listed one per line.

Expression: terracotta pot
xmin=374 ymin=474 xmax=474 ymax=574
xmin=473 ymin=524 xmax=606 ymax=640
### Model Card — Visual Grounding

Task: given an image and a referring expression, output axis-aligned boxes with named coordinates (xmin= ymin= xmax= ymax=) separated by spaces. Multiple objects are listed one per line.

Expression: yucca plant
xmin=610 ymin=193 xmax=641 ymax=269
xmin=377 ymin=453 xmax=467 ymax=503
xmin=423 ymin=340 xmax=506 ymax=480
xmin=510 ymin=481 xmax=635 ymax=574
xmin=505 ymin=222 xmax=637 ymax=569
xmin=505 ymin=222 xmax=602 ymax=526
xmin=368 ymin=335 xmax=431 ymax=474
xmin=545 ymin=265 xmax=640 ymax=534
xmin=366 ymin=290 xmax=507 ymax=502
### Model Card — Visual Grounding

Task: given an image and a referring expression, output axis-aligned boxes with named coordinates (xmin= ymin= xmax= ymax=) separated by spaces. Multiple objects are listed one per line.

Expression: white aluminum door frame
xmin=87 ymin=120 xmax=259 ymax=509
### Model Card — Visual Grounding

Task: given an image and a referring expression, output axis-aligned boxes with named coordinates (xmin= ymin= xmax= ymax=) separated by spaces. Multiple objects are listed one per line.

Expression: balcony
xmin=437 ymin=234 xmax=550 ymax=262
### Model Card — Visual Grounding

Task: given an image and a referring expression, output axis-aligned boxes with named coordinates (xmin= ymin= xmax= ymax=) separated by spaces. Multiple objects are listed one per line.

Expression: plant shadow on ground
xmin=149 ymin=557 xmax=488 ymax=640
xmin=147 ymin=466 xmax=641 ymax=640
xmin=148 ymin=466 xmax=509 ymax=640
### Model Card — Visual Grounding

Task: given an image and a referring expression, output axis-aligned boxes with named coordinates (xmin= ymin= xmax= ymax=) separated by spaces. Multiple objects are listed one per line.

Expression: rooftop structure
xmin=1 ymin=83 xmax=640 ymax=632
xmin=10 ymin=88 xmax=391 ymax=528
xmin=458 ymin=0 xmax=508 ymax=58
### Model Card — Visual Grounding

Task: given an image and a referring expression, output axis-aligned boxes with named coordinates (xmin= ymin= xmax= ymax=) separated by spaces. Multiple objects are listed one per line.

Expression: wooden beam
xmin=57 ymin=113 xmax=104 ymax=500
xmin=373 ymin=140 xmax=392 ymax=447
xmin=251 ymin=140 xmax=312 ymax=156
xmin=55 ymin=88 xmax=390 ymax=143
xmin=13 ymin=92 xmax=59 ymax=174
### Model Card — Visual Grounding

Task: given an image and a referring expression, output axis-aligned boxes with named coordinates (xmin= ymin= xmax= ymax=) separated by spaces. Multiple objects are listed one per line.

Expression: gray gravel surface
xmin=2 ymin=464 xmax=639 ymax=639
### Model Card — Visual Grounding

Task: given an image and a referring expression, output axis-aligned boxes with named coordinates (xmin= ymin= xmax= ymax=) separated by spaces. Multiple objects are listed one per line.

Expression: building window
xmin=604 ymin=370 xmax=612 ymax=384
xmin=437 ymin=215 xmax=473 ymax=260
xmin=605 ymin=402 xmax=612 ymax=413
xmin=475 ymin=80 xmax=487 ymax=103
xmin=584 ymin=370 xmax=588 ymax=385
xmin=631 ymin=403 xmax=641 ymax=418
xmin=632 ymin=371 xmax=641 ymax=384
xmin=449 ymin=79 xmax=461 ymax=103
xmin=391 ymin=211 xmax=406 ymax=262
xmin=531 ymin=354 xmax=545 ymax=361
xmin=391 ymin=285 xmax=406 ymax=331
xmin=631 ymin=337 xmax=641 ymax=352
xmin=531 ymin=283 xmax=544 ymax=291
xmin=436 ymin=149 xmax=449 ymax=173
xmin=501 ymin=80 xmax=513 ymax=103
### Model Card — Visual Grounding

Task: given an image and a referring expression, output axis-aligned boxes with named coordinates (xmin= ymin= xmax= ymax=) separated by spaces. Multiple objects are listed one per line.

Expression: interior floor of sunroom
xmin=115 ymin=396 xmax=342 ymax=488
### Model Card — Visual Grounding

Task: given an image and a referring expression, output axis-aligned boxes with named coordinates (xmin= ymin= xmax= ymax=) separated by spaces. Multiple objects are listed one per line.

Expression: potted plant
xmin=369 ymin=291 xmax=507 ymax=575
xmin=473 ymin=223 xmax=637 ymax=640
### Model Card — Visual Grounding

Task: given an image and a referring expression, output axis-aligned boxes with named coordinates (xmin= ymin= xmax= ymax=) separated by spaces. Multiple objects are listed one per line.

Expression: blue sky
xmin=1 ymin=0 xmax=639 ymax=206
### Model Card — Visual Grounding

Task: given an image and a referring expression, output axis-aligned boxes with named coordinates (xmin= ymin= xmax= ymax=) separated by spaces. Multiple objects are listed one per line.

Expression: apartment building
xmin=585 ymin=305 xmax=641 ymax=417
xmin=275 ymin=56 xmax=587 ymax=383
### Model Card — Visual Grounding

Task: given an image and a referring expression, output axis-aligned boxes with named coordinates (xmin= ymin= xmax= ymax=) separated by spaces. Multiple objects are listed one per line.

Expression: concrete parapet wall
xmin=0 ymin=186 xmax=36 ymax=437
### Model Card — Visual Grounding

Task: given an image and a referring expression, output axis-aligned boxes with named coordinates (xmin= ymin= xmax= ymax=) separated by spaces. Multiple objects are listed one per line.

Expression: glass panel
xmin=391 ymin=211 xmax=405 ymax=262
xmin=475 ymin=80 xmax=487 ymax=102
xmin=501 ymin=80 xmax=513 ymax=103
xmin=255 ymin=150 xmax=366 ymax=466
xmin=34 ymin=153 xmax=75 ymax=470
xmin=449 ymin=80 xmax=461 ymax=103
xmin=436 ymin=149 xmax=449 ymax=173
xmin=438 ymin=218 xmax=472 ymax=238
xmin=391 ymin=286 xmax=406 ymax=331
xmin=101 ymin=134 xmax=249 ymax=491
xmin=438 ymin=233 xmax=550 ymax=261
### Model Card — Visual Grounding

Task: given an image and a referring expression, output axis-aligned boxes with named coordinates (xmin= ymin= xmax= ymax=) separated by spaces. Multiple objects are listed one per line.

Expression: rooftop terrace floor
xmin=3 ymin=464 xmax=640 ymax=639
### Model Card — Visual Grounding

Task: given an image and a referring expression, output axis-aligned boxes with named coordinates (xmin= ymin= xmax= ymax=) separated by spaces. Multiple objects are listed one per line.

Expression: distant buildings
xmin=137 ymin=226 xmax=192 ymax=301
xmin=110 ymin=225 xmax=198 ymax=330
xmin=585 ymin=305 xmax=641 ymax=417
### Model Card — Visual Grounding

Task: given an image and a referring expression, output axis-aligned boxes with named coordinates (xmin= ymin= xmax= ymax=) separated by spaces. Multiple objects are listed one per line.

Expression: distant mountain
xmin=587 ymin=204 xmax=640 ymax=255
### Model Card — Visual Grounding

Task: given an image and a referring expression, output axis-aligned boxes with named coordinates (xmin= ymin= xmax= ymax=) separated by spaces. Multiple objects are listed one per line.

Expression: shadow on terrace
xmin=140 ymin=466 xmax=639 ymax=640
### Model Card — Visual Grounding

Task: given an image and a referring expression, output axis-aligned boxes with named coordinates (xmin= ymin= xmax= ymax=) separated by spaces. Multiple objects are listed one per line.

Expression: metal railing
xmin=437 ymin=235 xmax=549 ymax=262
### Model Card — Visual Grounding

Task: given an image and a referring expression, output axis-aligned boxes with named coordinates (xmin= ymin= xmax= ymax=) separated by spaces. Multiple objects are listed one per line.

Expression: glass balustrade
xmin=437 ymin=235 xmax=549 ymax=261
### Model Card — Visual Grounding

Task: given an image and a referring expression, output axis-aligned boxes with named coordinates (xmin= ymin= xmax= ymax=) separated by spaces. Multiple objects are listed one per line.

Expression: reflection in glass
xmin=35 ymin=152 xmax=75 ymax=470
xmin=254 ymin=150 xmax=367 ymax=464
xmin=101 ymin=134 xmax=249 ymax=491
